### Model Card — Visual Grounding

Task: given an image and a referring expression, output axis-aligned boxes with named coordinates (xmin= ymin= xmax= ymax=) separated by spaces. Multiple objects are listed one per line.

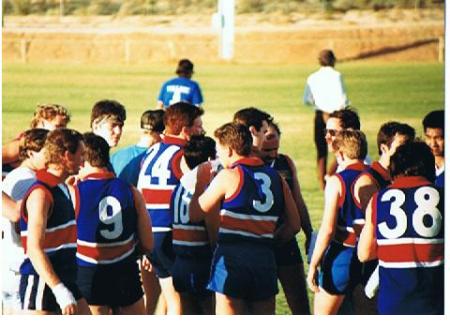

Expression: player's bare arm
xmin=132 ymin=186 xmax=153 ymax=254
xmin=2 ymin=192 xmax=21 ymax=222
xmin=274 ymin=177 xmax=301 ymax=242
xmin=354 ymin=173 xmax=378 ymax=213
xmin=2 ymin=139 xmax=20 ymax=164
xmin=306 ymin=175 xmax=340 ymax=293
xmin=357 ymin=196 xmax=378 ymax=262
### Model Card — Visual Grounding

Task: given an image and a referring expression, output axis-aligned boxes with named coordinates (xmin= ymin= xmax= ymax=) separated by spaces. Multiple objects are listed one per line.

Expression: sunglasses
xmin=324 ymin=128 xmax=339 ymax=137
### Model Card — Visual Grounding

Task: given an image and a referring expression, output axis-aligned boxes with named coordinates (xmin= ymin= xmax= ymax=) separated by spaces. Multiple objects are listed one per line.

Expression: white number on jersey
xmin=378 ymin=187 xmax=442 ymax=239
xmin=138 ymin=144 xmax=179 ymax=188
xmin=252 ymin=172 xmax=274 ymax=212
xmin=173 ymin=186 xmax=192 ymax=225
xmin=98 ymin=196 xmax=123 ymax=240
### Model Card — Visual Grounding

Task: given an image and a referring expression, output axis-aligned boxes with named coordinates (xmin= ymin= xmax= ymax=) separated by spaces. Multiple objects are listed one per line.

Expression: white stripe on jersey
xmin=146 ymin=203 xmax=170 ymax=209
xmin=173 ymin=224 xmax=206 ymax=231
xmin=172 ymin=240 xmax=209 ymax=247
xmin=35 ymin=276 xmax=46 ymax=310
xmin=77 ymin=234 xmax=135 ymax=248
xmin=220 ymin=209 xmax=278 ymax=222
xmin=219 ymin=227 xmax=274 ymax=239
xmin=44 ymin=243 xmax=77 ymax=253
xmin=20 ymin=220 xmax=76 ymax=237
xmin=379 ymin=259 xmax=444 ymax=268
xmin=23 ymin=275 xmax=34 ymax=310
xmin=76 ymin=243 xmax=137 ymax=265
xmin=377 ymin=238 xmax=444 ymax=245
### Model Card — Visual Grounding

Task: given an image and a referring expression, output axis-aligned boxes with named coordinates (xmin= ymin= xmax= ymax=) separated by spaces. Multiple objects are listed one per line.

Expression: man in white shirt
xmin=303 ymin=49 xmax=349 ymax=190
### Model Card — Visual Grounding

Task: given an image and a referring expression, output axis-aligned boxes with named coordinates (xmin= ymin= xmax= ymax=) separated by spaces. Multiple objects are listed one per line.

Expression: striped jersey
xmin=370 ymin=176 xmax=444 ymax=314
xmin=361 ymin=161 xmax=391 ymax=190
xmin=333 ymin=161 xmax=368 ymax=247
xmin=74 ymin=171 xmax=138 ymax=267
xmin=219 ymin=157 xmax=284 ymax=245
xmin=137 ymin=135 xmax=185 ymax=230
xmin=19 ymin=170 xmax=77 ymax=275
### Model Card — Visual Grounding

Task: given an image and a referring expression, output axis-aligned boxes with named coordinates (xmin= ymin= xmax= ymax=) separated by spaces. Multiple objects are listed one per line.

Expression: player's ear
xmin=227 ymin=146 xmax=233 ymax=157
xmin=380 ymin=143 xmax=389 ymax=155
xmin=249 ymin=125 xmax=258 ymax=137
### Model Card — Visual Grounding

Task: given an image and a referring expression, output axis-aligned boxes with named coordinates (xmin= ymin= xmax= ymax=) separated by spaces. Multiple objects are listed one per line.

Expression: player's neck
xmin=79 ymin=164 xmax=110 ymax=179
xmin=435 ymin=156 xmax=444 ymax=169
xmin=137 ymin=133 xmax=160 ymax=148
xmin=46 ymin=164 xmax=68 ymax=182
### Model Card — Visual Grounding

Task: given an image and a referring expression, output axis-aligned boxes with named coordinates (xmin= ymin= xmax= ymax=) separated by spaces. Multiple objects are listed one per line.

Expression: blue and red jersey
xmin=333 ymin=161 xmax=368 ymax=247
xmin=171 ymin=167 xmax=212 ymax=258
xmin=361 ymin=161 xmax=391 ymax=191
xmin=370 ymin=176 xmax=444 ymax=314
xmin=218 ymin=157 xmax=284 ymax=245
xmin=19 ymin=170 xmax=77 ymax=275
xmin=137 ymin=135 xmax=185 ymax=230
xmin=74 ymin=171 xmax=138 ymax=267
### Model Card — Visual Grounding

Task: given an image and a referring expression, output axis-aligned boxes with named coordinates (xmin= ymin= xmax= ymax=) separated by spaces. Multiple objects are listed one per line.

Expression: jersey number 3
xmin=252 ymin=172 xmax=274 ymax=212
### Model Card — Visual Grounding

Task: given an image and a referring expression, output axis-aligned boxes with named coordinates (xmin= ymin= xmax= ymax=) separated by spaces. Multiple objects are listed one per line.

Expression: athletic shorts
xmin=319 ymin=241 xmax=362 ymax=295
xmin=361 ymin=259 xmax=379 ymax=286
xmin=274 ymin=237 xmax=303 ymax=267
xmin=20 ymin=271 xmax=82 ymax=313
xmin=147 ymin=231 xmax=175 ymax=279
xmin=77 ymin=260 xmax=143 ymax=308
xmin=172 ymin=256 xmax=213 ymax=298
xmin=314 ymin=110 xmax=328 ymax=159
xmin=208 ymin=242 xmax=278 ymax=301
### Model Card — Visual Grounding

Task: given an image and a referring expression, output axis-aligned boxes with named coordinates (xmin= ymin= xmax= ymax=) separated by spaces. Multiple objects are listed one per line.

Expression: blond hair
xmin=332 ymin=130 xmax=367 ymax=160
xmin=30 ymin=104 xmax=70 ymax=128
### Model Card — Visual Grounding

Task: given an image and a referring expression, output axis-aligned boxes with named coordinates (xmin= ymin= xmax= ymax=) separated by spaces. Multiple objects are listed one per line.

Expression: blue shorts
xmin=148 ymin=231 xmax=175 ymax=279
xmin=208 ymin=242 xmax=278 ymax=301
xmin=274 ymin=237 xmax=303 ymax=266
xmin=319 ymin=241 xmax=361 ymax=295
xmin=172 ymin=256 xmax=213 ymax=298
xmin=20 ymin=272 xmax=82 ymax=312
xmin=77 ymin=260 xmax=143 ymax=307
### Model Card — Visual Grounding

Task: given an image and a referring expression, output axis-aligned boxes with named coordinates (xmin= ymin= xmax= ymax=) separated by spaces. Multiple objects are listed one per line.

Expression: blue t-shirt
xmin=157 ymin=77 xmax=203 ymax=108
xmin=111 ymin=145 xmax=148 ymax=186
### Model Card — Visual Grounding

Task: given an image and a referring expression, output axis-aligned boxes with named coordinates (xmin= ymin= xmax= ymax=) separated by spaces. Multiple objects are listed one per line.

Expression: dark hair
xmin=318 ymin=49 xmax=336 ymax=67
xmin=329 ymin=107 xmax=360 ymax=130
xmin=233 ymin=107 xmax=273 ymax=131
xmin=176 ymin=58 xmax=194 ymax=76
xmin=164 ymin=102 xmax=204 ymax=135
xmin=269 ymin=121 xmax=281 ymax=136
xmin=389 ymin=140 xmax=435 ymax=182
xmin=422 ymin=110 xmax=444 ymax=132
xmin=90 ymin=99 xmax=126 ymax=128
xmin=141 ymin=109 xmax=165 ymax=133
xmin=44 ymin=128 xmax=83 ymax=165
xmin=377 ymin=122 xmax=416 ymax=155
xmin=214 ymin=123 xmax=252 ymax=157
xmin=19 ymin=128 xmax=49 ymax=161
xmin=82 ymin=132 xmax=110 ymax=168
xmin=183 ymin=135 xmax=216 ymax=169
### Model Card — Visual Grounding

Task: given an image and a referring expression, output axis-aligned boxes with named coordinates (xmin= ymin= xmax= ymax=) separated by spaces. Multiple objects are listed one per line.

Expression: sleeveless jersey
xmin=137 ymin=135 xmax=185 ymax=230
xmin=219 ymin=157 xmax=284 ymax=245
xmin=171 ymin=166 xmax=211 ymax=258
xmin=333 ymin=161 xmax=368 ymax=247
xmin=19 ymin=170 xmax=77 ymax=275
xmin=363 ymin=161 xmax=391 ymax=190
xmin=371 ymin=176 xmax=444 ymax=314
xmin=75 ymin=172 xmax=138 ymax=267
xmin=269 ymin=154 xmax=294 ymax=191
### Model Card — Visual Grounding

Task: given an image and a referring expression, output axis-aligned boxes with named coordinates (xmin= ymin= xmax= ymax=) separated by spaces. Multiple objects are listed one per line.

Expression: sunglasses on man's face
xmin=324 ymin=128 xmax=339 ymax=137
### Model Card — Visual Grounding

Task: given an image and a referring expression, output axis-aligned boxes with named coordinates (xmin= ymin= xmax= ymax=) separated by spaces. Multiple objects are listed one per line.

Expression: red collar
xmin=230 ymin=157 xmax=264 ymax=168
xmin=343 ymin=161 xmax=367 ymax=172
xmin=372 ymin=161 xmax=390 ymax=181
xmin=390 ymin=176 xmax=432 ymax=189
xmin=162 ymin=135 xmax=186 ymax=146
xmin=82 ymin=170 xmax=116 ymax=181
xmin=36 ymin=169 xmax=62 ymax=187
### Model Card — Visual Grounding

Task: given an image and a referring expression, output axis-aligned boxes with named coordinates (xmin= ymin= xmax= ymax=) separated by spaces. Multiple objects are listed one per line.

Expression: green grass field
xmin=2 ymin=61 xmax=444 ymax=314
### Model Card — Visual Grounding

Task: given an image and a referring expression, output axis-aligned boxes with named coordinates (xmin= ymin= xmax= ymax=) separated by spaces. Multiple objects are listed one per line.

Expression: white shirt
xmin=1 ymin=167 xmax=36 ymax=273
xmin=303 ymin=66 xmax=349 ymax=113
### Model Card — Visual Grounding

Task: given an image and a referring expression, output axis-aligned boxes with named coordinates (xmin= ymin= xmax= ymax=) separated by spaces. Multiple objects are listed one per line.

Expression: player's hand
xmin=61 ymin=303 xmax=78 ymax=315
xmin=307 ymin=265 xmax=320 ymax=293
xmin=141 ymin=255 xmax=153 ymax=272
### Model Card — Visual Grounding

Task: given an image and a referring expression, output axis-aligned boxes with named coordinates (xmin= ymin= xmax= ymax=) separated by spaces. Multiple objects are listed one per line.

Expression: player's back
xmin=374 ymin=176 xmax=444 ymax=314
xmin=159 ymin=77 xmax=202 ymax=107
xmin=75 ymin=172 xmax=138 ymax=267
xmin=333 ymin=161 xmax=368 ymax=247
xmin=111 ymin=144 xmax=148 ymax=186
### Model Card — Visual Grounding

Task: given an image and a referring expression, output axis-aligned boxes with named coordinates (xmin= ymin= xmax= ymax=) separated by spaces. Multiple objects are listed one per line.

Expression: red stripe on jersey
xmin=173 ymin=228 xmax=208 ymax=243
xmin=390 ymin=176 xmax=431 ymax=189
xmin=333 ymin=227 xmax=357 ymax=247
xmin=171 ymin=150 xmax=184 ymax=180
xmin=370 ymin=193 xmax=379 ymax=226
xmin=378 ymin=243 xmax=444 ymax=263
xmin=371 ymin=161 xmax=390 ymax=182
xmin=345 ymin=161 xmax=367 ymax=172
xmin=224 ymin=167 xmax=244 ymax=202
xmin=221 ymin=215 xmax=276 ymax=236
xmin=77 ymin=239 xmax=136 ymax=261
xmin=141 ymin=188 xmax=173 ymax=204
xmin=21 ymin=224 xmax=77 ymax=253
xmin=230 ymin=157 xmax=264 ymax=168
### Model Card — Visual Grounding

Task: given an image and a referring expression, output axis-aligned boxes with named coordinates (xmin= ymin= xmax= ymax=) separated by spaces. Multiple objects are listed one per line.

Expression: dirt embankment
xmin=2 ymin=9 xmax=444 ymax=64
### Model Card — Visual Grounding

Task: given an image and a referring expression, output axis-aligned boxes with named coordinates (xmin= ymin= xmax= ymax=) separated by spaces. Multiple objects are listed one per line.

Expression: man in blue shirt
xmin=157 ymin=59 xmax=204 ymax=109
